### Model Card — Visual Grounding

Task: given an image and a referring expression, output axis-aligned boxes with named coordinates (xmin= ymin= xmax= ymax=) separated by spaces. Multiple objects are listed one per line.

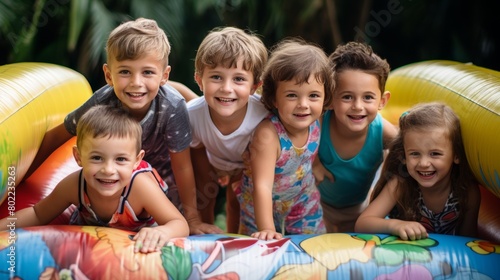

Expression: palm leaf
xmin=130 ymin=0 xmax=185 ymax=50
xmin=77 ymin=0 xmax=118 ymax=75
xmin=68 ymin=0 xmax=91 ymax=51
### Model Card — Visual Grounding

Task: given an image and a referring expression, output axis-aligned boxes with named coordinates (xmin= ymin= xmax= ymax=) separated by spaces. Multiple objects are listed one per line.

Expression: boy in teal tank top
xmin=313 ymin=42 xmax=398 ymax=233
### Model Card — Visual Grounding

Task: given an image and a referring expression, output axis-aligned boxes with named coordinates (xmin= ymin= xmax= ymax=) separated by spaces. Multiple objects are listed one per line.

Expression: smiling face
xmin=103 ymin=53 xmax=170 ymax=120
xmin=73 ymin=135 xmax=144 ymax=199
xmin=403 ymin=127 xmax=459 ymax=191
xmin=195 ymin=57 xmax=259 ymax=121
xmin=274 ymin=75 xmax=325 ymax=135
xmin=331 ymin=69 xmax=388 ymax=135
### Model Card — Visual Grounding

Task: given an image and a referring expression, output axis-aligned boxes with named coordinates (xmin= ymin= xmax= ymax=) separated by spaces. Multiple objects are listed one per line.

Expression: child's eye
xmin=364 ymin=95 xmax=375 ymax=100
xmin=116 ymin=157 xmax=128 ymax=162
xmin=341 ymin=95 xmax=352 ymax=100
xmin=210 ymin=75 xmax=222 ymax=80
xmin=285 ymin=93 xmax=297 ymax=98
xmin=234 ymin=77 xmax=246 ymax=82
xmin=143 ymin=70 xmax=154 ymax=75
xmin=118 ymin=70 xmax=130 ymax=75
xmin=430 ymin=152 xmax=443 ymax=157
xmin=90 ymin=156 xmax=102 ymax=161
xmin=310 ymin=93 xmax=321 ymax=99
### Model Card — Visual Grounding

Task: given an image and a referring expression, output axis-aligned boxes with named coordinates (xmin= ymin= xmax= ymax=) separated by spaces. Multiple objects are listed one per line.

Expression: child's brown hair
xmin=194 ymin=26 xmax=268 ymax=85
xmin=260 ymin=38 xmax=334 ymax=111
xmin=106 ymin=18 xmax=171 ymax=68
xmin=76 ymin=105 xmax=143 ymax=154
xmin=329 ymin=41 xmax=390 ymax=93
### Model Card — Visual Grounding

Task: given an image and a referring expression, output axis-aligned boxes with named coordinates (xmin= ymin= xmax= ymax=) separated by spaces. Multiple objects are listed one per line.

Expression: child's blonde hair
xmin=194 ymin=26 xmax=268 ymax=85
xmin=329 ymin=41 xmax=390 ymax=93
xmin=76 ymin=105 xmax=143 ymax=154
xmin=106 ymin=18 xmax=171 ymax=68
xmin=372 ymin=102 xmax=477 ymax=223
xmin=260 ymin=38 xmax=334 ymax=111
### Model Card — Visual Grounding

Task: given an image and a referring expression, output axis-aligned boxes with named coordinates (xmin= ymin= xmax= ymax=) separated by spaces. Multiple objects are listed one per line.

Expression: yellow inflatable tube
xmin=0 ymin=63 xmax=92 ymax=205
xmin=384 ymin=60 xmax=500 ymax=198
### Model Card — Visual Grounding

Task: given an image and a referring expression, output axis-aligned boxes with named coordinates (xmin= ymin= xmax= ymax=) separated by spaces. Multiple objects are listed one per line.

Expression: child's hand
xmin=132 ymin=227 xmax=170 ymax=253
xmin=251 ymin=230 xmax=283 ymax=240
xmin=391 ymin=220 xmax=428 ymax=241
xmin=188 ymin=220 xmax=224 ymax=235
xmin=312 ymin=161 xmax=334 ymax=185
xmin=218 ymin=175 xmax=230 ymax=187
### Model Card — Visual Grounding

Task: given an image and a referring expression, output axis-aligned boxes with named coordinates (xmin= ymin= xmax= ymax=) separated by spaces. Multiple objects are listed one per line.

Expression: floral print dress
xmin=236 ymin=114 xmax=326 ymax=236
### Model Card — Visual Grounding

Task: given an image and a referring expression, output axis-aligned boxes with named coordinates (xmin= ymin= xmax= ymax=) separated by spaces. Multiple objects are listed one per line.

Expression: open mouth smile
xmin=216 ymin=97 xmax=236 ymax=103
xmin=348 ymin=115 xmax=366 ymax=120
xmin=97 ymin=179 xmax=119 ymax=185
xmin=127 ymin=92 xmax=147 ymax=98
xmin=418 ymin=171 xmax=436 ymax=177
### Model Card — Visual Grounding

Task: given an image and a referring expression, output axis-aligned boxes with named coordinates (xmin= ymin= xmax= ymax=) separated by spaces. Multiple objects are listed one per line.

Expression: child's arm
xmin=132 ymin=172 xmax=189 ymax=254
xmin=355 ymin=178 xmax=428 ymax=240
xmin=312 ymin=116 xmax=334 ymax=185
xmin=170 ymin=148 xmax=224 ymax=234
xmin=167 ymin=81 xmax=199 ymax=102
xmin=24 ymin=123 xmax=73 ymax=180
xmin=382 ymin=118 xmax=399 ymax=149
xmin=190 ymin=146 xmax=224 ymax=232
xmin=312 ymin=156 xmax=334 ymax=185
xmin=0 ymin=171 xmax=77 ymax=229
xmin=458 ymin=184 xmax=481 ymax=237
xmin=249 ymin=121 xmax=282 ymax=240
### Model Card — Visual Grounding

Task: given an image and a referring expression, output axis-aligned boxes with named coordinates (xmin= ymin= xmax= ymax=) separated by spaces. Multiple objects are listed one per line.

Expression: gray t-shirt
xmin=64 ymin=83 xmax=191 ymax=209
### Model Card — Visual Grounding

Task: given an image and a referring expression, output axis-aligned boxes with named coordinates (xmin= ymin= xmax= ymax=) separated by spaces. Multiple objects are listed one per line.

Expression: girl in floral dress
xmin=236 ymin=39 xmax=334 ymax=240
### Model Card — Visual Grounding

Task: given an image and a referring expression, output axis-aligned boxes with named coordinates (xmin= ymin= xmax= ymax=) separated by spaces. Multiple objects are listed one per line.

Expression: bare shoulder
xmin=54 ymin=170 xmax=81 ymax=203
xmin=131 ymin=171 xmax=161 ymax=193
xmin=384 ymin=177 xmax=399 ymax=194
xmin=382 ymin=117 xmax=398 ymax=147
xmin=252 ymin=119 xmax=278 ymax=145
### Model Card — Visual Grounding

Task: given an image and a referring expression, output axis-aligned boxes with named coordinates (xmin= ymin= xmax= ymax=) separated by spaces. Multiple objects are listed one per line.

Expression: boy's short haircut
xmin=106 ymin=18 xmax=171 ymax=68
xmin=329 ymin=41 xmax=390 ymax=92
xmin=194 ymin=27 xmax=268 ymax=85
xmin=261 ymin=38 xmax=334 ymax=111
xmin=76 ymin=105 xmax=143 ymax=153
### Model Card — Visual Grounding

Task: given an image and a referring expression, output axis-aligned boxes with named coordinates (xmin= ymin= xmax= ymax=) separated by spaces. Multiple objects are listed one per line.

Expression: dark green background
xmin=1 ymin=0 xmax=497 ymax=94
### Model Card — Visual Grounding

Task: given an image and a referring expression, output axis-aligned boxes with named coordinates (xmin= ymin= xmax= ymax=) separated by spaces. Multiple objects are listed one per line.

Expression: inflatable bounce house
xmin=0 ymin=61 xmax=499 ymax=279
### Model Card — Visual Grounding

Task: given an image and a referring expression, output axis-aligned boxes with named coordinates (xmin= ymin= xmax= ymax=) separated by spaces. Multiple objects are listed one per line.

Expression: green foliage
xmin=0 ymin=0 xmax=498 ymax=92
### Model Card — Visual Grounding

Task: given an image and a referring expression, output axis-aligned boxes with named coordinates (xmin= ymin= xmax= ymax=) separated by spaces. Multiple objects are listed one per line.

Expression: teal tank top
xmin=317 ymin=111 xmax=384 ymax=208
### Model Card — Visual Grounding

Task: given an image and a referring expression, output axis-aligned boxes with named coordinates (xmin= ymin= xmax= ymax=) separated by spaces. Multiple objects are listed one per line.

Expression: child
xmin=355 ymin=102 xmax=481 ymax=240
xmin=313 ymin=41 xmax=399 ymax=233
xmin=237 ymin=39 xmax=334 ymax=240
xmin=0 ymin=105 xmax=189 ymax=253
xmin=188 ymin=26 xmax=268 ymax=233
xmin=25 ymin=18 xmax=219 ymax=234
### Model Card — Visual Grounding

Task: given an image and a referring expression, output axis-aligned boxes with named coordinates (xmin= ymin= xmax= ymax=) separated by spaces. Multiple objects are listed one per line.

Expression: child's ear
xmin=194 ymin=73 xmax=203 ymax=92
xmin=103 ymin=64 xmax=113 ymax=86
xmin=134 ymin=150 xmax=145 ymax=168
xmin=250 ymin=81 xmax=263 ymax=95
xmin=378 ymin=91 xmax=391 ymax=110
xmin=72 ymin=146 xmax=83 ymax=167
xmin=160 ymin=66 xmax=171 ymax=86
xmin=454 ymin=155 xmax=460 ymax=164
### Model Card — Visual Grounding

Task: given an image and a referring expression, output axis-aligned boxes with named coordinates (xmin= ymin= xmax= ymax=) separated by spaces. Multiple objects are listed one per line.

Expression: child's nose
xmin=351 ymin=99 xmax=362 ymax=110
xmin=101 ymin=161 xmax=115 ymax=174
xmin=130 ymin=74 xmax=142 ymax=86
xmin=419 ymin=157 xmax=431 ymax=167
xmin=298 ymin=97 xmax=309 ymax=108
xmin=220 ymin=80 xmax=233 ymax=93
